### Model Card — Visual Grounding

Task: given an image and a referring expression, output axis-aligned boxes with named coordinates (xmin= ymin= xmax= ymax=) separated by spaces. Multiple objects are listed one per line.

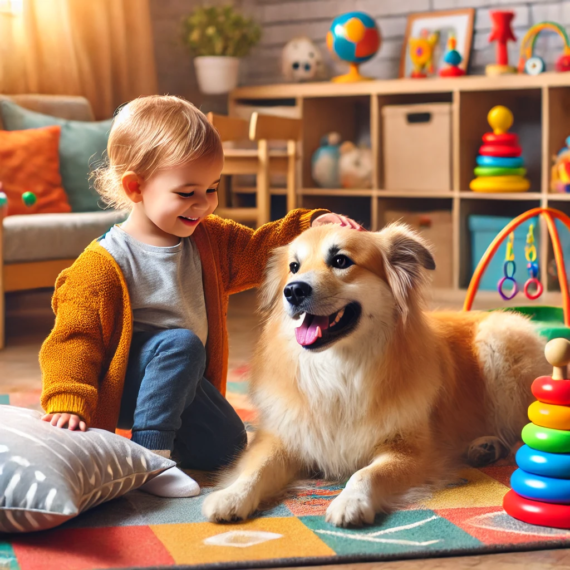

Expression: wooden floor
xmin=2 ymin=287 xmax=569 ymax=569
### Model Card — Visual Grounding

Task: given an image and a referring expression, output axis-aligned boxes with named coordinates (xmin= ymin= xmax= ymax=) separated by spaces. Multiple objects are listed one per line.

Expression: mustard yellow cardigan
xmin=40 ymin=209 xmax=326 ymax=432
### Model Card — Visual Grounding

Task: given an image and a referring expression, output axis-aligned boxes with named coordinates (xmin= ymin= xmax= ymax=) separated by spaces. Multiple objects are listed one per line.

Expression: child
xmin=40 ymin=95 xmax=363 ymax=498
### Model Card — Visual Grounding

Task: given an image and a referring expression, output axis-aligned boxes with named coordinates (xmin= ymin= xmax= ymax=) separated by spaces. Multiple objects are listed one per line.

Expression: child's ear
xmin=122 ymin=172 xmax=143 ymax=203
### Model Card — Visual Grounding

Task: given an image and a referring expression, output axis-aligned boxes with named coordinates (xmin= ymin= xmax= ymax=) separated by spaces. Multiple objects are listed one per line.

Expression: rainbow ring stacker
xmin=528 ymin=400 xmax=570 ymax=430
xmin=504 ymin=490 xmax=570 ymax=529
xmin=476 ymin=155 xmax=524 ymax=168
xmin=522 ymin=422 xmax=570 ymax=453
xmin=516 ymin=445 xmax=570 ymax=479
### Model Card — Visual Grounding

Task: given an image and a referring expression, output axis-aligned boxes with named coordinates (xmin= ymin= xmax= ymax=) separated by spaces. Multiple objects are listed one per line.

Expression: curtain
xmin=0 ymin=0 xmax=158 ymax=119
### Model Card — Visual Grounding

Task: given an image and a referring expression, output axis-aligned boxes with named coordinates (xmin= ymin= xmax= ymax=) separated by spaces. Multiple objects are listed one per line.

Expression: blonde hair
xmin=92 ymin=95 xmax=222 ymax=210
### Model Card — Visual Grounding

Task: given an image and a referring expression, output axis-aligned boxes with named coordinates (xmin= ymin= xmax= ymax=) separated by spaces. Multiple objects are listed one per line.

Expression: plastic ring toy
xmin=516 ymin=445 xmax=570 ymax=479
xmin=470 ymin=176 xmax=531 ymax=193
xmin=527 ymin=261 xmax=539 ymax=277
xmin=525 ymin=56 xmax=546 ymax=75
xmin=532 ymin=377 xmax=570 ymax=405
xmin=511 ymin=468 xmax=570 ymax=503
xmin=522 ymin=422 xmax=570 ymax=453
xmin=498 ymin=277 xmax=518 ymax=300
xmin=483 ymin=132 xmax=519 ymax=145
xmin=528 ymin=400 xmax=570 ymax=429
xmin=479 ymin=144 xmax=522 ymax=158
xmin=524 ymin=277 xmax=543 ymax=300
xmin=474 ymin=166 xmax=526 ymax=177
xmin=504 ymin=489 xmax=570 ymax=529
xmin=476 ymin=155 xmax=524 ymax=168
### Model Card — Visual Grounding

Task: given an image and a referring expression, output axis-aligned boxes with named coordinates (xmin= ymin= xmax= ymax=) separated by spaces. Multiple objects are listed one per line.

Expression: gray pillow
xmin=0 ymin=405 xmax=175 ymax=533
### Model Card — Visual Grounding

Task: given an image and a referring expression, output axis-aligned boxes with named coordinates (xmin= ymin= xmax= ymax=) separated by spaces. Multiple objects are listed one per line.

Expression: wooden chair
xmin=207 ymin=112 xmax=301 ymax=227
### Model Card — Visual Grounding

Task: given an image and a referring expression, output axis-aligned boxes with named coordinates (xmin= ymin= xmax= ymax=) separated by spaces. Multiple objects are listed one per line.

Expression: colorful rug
xmin=3 ymin=365 xmax=570 ymax=569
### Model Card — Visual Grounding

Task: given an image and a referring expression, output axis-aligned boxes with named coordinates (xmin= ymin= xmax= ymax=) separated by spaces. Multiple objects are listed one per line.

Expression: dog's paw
xmin=325 ymin=489 xmax=375 ymax=527
xmin=467 ymin=436 xmax=507 ymax=467
xmin=202 ymin=486 xmax=257 ymax=523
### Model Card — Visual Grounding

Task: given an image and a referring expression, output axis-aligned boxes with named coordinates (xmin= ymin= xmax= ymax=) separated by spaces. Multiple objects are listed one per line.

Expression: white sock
xmin=140 ymin=466 xmax=201 ymax=498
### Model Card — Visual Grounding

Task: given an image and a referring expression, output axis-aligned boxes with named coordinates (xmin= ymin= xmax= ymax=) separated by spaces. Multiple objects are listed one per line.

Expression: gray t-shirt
xmin=98 ymin=225 xmax=208 ymax=345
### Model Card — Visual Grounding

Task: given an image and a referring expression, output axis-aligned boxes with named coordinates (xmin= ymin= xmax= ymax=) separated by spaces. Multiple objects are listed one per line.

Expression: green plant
xmin=182 ymin=4 xmax=261 ymax=58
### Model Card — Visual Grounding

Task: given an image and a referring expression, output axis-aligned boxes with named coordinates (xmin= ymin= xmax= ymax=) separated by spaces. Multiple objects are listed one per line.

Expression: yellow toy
xmin=409 ymin=29 xmax=439 ymax=78
xmin=470 ymin=106 xmax=530 ymax=193
xmin=551 ymin=136 xmax=570 ymax=193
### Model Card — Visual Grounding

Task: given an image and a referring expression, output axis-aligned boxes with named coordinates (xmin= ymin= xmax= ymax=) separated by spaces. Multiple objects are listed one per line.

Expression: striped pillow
xmin=0 ymin=405 xmax=175 ymax=533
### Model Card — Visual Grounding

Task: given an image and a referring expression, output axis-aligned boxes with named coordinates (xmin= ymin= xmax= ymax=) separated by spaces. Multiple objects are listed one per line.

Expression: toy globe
xmin=326 ymin=12 xmax=381 ymax=83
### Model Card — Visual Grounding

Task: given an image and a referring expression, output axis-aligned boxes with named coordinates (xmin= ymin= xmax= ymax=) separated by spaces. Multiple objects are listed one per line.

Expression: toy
xmin=486 ymin=11 xmax=517 ymax=76
xmin=326 ymin=12 xmax=381 ymax=83
xmin=281 ymin=36 xmax=327 ymax=82
xmin=470 ymin=106 xmax=530 ymax=193
xmin=409 ymin=29 xmax=439 ymax=78
xmin=503 ymin=338 xmax=570 ymax=528
xmin=338 ymin=141 xmax=372 ymax=189
xmin=551 ymin=136 xmax=570 ymax=193
xmin=22 ymin=191 xmax=37 ymax=207
xmin=311 ymin=133 xmax=341 ymax=188
xmin=518 ymin=22 xmax=570 ymax=75
xmin=524 ymin=223 xmax=543 ymax=299
xmin=439 ymin=35 xmax=465 ymax=77
xmin=497 ymin=232 xmax=518 ymax=300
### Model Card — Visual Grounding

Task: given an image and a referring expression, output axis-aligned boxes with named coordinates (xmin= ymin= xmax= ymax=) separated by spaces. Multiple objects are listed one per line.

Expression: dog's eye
xmin=289 ymin=262 xmax=300 ymax=274
xmin=331 ymin=255 xmax=353 ymax=269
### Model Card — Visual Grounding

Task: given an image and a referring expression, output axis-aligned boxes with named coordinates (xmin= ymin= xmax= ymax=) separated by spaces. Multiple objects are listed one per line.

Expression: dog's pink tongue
xmin=295 ymin=314 xmax=329 ymax=346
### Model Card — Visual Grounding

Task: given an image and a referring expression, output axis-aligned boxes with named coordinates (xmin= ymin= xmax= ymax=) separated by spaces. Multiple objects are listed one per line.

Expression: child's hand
xmin=41 ymin=413 xmax=87 ymax=431
xmin=311 ymin=213 xmax=366 ymax=231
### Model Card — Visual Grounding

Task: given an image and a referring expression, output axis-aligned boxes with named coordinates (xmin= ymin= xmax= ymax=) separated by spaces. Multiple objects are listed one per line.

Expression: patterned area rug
xmin=3 ymin=364 xmax=570 ymax=570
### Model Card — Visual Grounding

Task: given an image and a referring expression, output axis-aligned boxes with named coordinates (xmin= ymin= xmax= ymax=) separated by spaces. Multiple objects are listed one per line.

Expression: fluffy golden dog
xmin=203 ymin=223 xmax=549 ymax=527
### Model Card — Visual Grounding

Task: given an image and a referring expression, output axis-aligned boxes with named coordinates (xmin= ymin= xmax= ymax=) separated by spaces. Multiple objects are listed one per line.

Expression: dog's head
xmin=260 ymin=223 xmax=435 ymax=351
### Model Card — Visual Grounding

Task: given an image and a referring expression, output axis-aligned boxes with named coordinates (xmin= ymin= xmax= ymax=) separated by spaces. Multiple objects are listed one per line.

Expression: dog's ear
xmin=259 ymin=245 xmax=290 ymax=313
xmin=377 ymin=223 xmax=435 ymax=320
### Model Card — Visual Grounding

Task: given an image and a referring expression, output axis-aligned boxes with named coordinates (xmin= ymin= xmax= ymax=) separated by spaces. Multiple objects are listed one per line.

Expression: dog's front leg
xmin=202 ymin=430 xmax=300 ymax=523
xmin=326 ymin=440 xmax=427 ymax=528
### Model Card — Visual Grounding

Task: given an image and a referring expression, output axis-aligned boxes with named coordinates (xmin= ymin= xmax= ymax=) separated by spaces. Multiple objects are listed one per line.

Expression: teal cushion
xmin=0 ymin=100 xmax=113 ymax=212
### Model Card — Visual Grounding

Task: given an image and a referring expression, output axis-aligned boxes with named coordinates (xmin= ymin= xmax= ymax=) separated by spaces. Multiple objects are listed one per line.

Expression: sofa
xmin=0 ymin=95 xmax=127 ymax=349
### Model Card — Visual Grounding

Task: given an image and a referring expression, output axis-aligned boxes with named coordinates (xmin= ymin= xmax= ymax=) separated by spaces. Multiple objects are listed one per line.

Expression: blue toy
xmin=511 ymin=469 xmax=570 ymax=503
xmin=311 ymin=133 xmax=341 ymax=188
xmin=516 ymin=445 xmax=570 ymax=479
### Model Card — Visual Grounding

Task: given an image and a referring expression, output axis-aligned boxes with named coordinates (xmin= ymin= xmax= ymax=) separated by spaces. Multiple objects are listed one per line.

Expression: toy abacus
xmin=464 ymin=207 xmax=570 ymax=341
xmin=470 ymin=106 xmax=530 ymax=193
xmin=503 ymin=338 xmax=570 ymax=529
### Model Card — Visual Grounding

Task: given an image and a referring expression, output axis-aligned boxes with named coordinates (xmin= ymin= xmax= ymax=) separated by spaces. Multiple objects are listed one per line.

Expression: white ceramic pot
xmin=194 ymin=56 xmax=240 ymax=95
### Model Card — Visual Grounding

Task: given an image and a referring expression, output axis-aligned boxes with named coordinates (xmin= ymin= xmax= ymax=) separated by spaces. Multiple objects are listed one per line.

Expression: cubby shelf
xmin=229 ymin=73 xmax=570 ymax=293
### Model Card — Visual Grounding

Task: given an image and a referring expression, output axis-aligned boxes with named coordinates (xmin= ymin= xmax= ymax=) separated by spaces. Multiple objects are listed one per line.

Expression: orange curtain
xmin=0 ymin=0 xmax=158 ymax=119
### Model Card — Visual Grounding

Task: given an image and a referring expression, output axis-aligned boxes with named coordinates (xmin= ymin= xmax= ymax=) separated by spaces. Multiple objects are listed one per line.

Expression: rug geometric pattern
xmin=3 ymin=363 xmax=570 ymax=570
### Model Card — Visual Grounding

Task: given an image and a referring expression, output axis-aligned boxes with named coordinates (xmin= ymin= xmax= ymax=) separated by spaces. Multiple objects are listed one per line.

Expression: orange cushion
xmin=0 ymin=125 xmax=71 ymax=215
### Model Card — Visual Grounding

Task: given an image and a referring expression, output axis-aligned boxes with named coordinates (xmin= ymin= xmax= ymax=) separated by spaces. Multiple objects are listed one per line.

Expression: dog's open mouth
xmin=294 ymin=302 xmax=361 ymax=350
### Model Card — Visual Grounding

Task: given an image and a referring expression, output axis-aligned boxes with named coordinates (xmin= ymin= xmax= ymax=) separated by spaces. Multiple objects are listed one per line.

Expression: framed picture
xmin=400 ymin=9 xmax=475 ymax=78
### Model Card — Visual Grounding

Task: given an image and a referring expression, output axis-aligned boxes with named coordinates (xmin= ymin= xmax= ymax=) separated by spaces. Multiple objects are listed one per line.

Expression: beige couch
xmin=0 ymin=95 xmax=127 ymax=349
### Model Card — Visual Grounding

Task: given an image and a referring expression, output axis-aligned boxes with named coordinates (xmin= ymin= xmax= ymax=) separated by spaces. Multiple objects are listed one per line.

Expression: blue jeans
xmin=118 ymin=328 xmax=247 ymax=471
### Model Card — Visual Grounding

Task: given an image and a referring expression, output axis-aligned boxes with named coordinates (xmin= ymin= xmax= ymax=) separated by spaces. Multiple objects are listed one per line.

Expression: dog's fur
xmin=203 ymin=223 xmax=549 ymax=527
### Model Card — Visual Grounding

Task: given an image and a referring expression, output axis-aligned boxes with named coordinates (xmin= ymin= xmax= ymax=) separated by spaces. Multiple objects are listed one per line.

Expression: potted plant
xmin=183 ymin=4 xmax=261 ymax=95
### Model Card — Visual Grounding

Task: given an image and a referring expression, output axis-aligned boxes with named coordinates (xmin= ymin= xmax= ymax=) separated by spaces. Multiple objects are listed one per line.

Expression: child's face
xmin=140 ymin=152 xmax=223 ymax=238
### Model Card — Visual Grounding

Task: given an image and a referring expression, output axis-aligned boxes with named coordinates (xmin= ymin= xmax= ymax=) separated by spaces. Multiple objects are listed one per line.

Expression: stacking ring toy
xmin=522 ymin=422 xmax=570 ymax=453
xmin=504 ymin=489 xmax=570 ymax=529
xmin=479 ymin=144 xmax=522 ymax=158
xmin=524 ymin=277 xmax=544 ymax=300
xmin=476 ymin=155 xmax=524 ymax=168
xmin=528 ymin=401 xmax=570 ymax=430
xmin=511 ymin=469 xmax=570 ymax=503
xmin=470 ymin=176 xmax=531 ymax=193
xmin=474 ymin=166 xmax=526 ymax=177
xmin=532 ymin=377 xmax=570 ymax=405
xmin=516 ymin=445 xmax=570 ymax=479
xmin=483 ymin=132 xmax=518 ymax=145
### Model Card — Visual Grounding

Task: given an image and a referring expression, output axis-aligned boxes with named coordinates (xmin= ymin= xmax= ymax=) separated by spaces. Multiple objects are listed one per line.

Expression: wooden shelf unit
xmin=229 ymin=73 xmax=570 ymax=292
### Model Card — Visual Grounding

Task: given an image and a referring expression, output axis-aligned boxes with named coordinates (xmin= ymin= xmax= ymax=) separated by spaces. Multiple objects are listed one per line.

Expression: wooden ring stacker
xmin=504 ymin=490 xmax=570 ymax=529
xmin=479 ymin=144 xmax=523 ymax=157
xmin=516 ymin=444 xmax=570 ymax=479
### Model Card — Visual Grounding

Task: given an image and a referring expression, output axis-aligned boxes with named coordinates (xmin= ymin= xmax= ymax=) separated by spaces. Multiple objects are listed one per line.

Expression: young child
xmin=39 ymin=95 xmax=363 ymax=498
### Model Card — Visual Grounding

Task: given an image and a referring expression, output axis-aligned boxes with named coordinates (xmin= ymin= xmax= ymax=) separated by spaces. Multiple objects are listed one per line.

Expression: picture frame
xmin=400 ymin=9 xmax=475 ymax=78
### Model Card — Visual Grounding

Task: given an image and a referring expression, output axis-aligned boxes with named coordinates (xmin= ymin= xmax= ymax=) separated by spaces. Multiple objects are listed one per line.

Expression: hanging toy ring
xmin=524 ymin=277 xmax=543 ymax=300
xmin=499 ymin=260 xmax=518 ymax=300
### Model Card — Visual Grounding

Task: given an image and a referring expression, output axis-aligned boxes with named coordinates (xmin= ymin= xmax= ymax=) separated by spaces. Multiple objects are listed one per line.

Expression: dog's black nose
xmin=284 ymin=281 xmax=312 ymax=306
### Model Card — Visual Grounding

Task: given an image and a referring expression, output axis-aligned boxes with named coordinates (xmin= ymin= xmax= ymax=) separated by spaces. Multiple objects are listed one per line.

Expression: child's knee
xmin=164 ymin=329 xmax=206 ymax=366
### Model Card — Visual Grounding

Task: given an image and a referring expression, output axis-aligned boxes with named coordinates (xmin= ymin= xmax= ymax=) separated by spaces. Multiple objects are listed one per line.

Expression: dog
xmin=202 ymin=223 xmax=549 ymax=527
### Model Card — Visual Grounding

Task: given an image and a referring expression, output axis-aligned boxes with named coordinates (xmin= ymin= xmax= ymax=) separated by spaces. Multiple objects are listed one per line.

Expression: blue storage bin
xmin=469 ymin=215 xmax=540 ymax=291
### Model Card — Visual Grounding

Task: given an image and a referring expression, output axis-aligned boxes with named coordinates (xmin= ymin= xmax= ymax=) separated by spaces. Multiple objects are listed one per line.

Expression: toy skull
xmin=282 ymin=36 xmax=326 ymax=82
